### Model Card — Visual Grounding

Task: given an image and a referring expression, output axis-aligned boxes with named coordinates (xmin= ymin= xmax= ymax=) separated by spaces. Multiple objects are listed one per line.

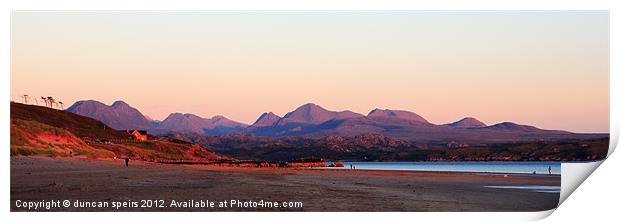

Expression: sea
xmin=320 ymin=161 xmax=562 ymax=194
xmin=327 ymin=161 xmax=562 ymax=175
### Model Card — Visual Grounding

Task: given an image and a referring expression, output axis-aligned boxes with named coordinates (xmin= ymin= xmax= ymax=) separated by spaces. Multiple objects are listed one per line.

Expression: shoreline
xmin=310 ymin=167 xmax=561 ymax=177
xmin=157 ymin=159 xmax=563 ymax=176
xmin=42 ymin=156 xmax=556 ymax=176
xmin=11 ymin=156 xmax=561 ymax=212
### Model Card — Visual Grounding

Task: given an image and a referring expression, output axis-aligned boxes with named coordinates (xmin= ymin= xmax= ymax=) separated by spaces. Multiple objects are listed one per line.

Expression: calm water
xmin=484 ymin=185 xmax=561 ymax=193
xmin=328 ymin=162 xmax=561 ymax=175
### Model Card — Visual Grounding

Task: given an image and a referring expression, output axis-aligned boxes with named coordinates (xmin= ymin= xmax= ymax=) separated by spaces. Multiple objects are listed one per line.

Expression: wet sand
xmin=10 ymin=156 xmax=560 ymax=211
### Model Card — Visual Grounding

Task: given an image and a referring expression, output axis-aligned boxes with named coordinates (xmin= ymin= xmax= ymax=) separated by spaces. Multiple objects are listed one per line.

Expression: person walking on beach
xmin=125 ymin=158 xmax=129 ymax=167
xmin=548 ymin=165 xmax=552 ymax=175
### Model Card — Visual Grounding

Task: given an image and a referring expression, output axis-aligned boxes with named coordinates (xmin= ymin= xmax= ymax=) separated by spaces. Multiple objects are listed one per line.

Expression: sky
xmin=11 ymin=11 xmax=609 ymax=133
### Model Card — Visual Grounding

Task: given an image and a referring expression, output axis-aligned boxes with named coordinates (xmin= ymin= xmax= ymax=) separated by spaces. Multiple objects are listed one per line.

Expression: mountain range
xmin=66 ymin=100 xmax=606 ymax=143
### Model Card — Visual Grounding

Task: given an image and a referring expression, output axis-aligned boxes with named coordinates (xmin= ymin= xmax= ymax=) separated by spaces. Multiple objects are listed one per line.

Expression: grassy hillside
xmin=10 ymin=118 xmax=115 ymax=157
xmin=10 ymin=102 xmax=229 ymax=161
xmin=11 ymin=102 xmax=127 ymax=139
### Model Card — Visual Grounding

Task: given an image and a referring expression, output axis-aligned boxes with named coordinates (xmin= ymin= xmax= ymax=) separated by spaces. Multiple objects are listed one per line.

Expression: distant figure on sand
xmin=125 ymin=158 xmax=129 ymax=167
xmin=350 ymin=164 xmax=353 ymax=169
xmin=548 ymin=166 xmax=551 ymax=175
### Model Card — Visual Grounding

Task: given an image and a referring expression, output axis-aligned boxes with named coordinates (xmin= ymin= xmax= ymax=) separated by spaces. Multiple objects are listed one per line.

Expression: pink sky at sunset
xmin=11 ymin=11 xmax=609 ymax=133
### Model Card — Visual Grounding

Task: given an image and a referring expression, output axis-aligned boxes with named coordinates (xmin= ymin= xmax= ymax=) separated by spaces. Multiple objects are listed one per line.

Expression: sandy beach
xmin=10 ymin=156 xmax=560 ymax=212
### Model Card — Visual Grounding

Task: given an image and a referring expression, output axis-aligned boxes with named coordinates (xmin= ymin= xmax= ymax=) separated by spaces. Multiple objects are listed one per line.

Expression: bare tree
xmin=47 ymin=96 xmax=56 ymax=109
xmin=41 ymin=97 xmax=48 ymax=107
xmin=58 ymin=101 xmax=64 ymax=110
xmin=52 ymin=99 xmax=58 ymax=109
xmin=21 ymin=95 xmax=29 ymax=104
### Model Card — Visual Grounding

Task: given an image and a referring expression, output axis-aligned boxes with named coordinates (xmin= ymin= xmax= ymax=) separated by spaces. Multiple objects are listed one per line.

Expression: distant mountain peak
xmin=164 ymin=112 xmax=183 ymax=118
xmin=69 ymin=99 xmax=106 ymax=107
xmin=67 ymin=100 xmax=151 ymax=130
xmin=367 ymin=108 xmax=428 ymax=123
xmin=158 ymin=112 xmax=247 ymax=134
xmin=251 ymin=112 xmax=282 ymax=127
xmin=295 ymin=103 xmax=323 ymax=111
xmin=447 ymin=117 xmax=487 ymax=128
xmin=484 ymin=122 xmax=541 ymax=132
xmin=212 ymin=115 xmax=228 ymax=120
xmin=111 ymin=100 xmax=129 ymax=107
xmin=165 ymin=113 xmax=204 ymax=121
xmin=278 ymin=103 xmax=363 ymax=125
xmin=163 ymin=112 xmax=182 ymax=118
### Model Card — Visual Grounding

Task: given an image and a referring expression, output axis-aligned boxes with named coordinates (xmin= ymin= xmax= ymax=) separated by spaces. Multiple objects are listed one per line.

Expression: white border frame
xmin=1 ymin=1 xmax=618 ymax=221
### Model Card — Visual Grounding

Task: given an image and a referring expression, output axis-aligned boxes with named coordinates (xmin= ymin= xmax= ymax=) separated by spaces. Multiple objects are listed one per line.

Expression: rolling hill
xmin=11 ymin=102 xmax=229 ymax=162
